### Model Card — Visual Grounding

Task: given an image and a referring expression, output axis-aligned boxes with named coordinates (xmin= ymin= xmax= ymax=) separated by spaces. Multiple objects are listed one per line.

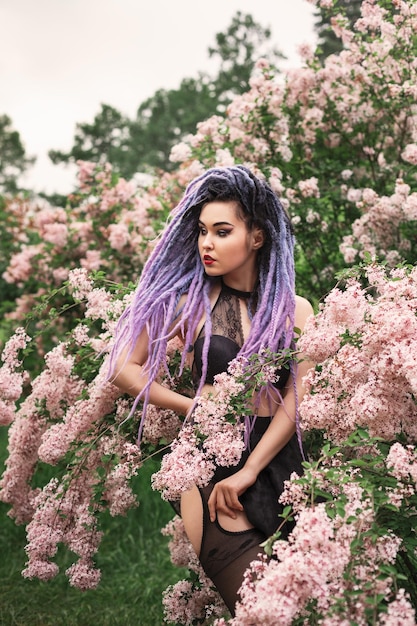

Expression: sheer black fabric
xmin=192 ymin=283 xmax=290 ymax=389
xmin=192 ymin=284 xmax=245 ymax=386
xmin=199 ymin=481 xmax=267 ymax=616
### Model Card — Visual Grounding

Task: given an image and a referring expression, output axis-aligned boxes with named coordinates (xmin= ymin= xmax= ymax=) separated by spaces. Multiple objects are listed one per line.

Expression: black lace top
xmin=192 ymin=282 xmax=290 ymax=389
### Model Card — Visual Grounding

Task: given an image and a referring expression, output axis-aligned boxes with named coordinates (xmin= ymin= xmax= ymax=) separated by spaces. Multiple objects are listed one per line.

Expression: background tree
xmin=49 ymin=12 xmax=284 ymax=176
xmin=127 ymin=76 xmax=219 ymax=174
xmin=208 ymin=11 xmax=283 ymax=103
xmin=0 ymin=114 xmax=35 ymax=193
xmin=49 ymin=104 xmax=131 ymax=173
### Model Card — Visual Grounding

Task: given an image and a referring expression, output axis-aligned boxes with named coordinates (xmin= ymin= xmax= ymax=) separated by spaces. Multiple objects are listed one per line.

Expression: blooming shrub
xmin=0 ymin=271 xmax=190 ymax=585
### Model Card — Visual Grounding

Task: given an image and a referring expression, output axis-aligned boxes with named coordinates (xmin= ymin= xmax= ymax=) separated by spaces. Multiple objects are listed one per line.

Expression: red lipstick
xmin=203 ymin=255 xmax=215 ymax=265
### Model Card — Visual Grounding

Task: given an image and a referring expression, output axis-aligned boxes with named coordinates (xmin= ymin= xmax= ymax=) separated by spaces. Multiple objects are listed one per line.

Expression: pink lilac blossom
xmin=298 ymin=266 xmax=417 ymax=443
xmin=401 ymin=143 xmax=417 ymax=165
xmin=72 ymin=323 xmax=91 ymax=346
xmin=163 ymin=579 xmax=226 ymax=626
xmin=103 ymin=441 xmax=142 ymax=517
xmin=214 ymin=148 xmax=235 ymax=167
xmin=80 ymin=249 xmax=103 ymax=271
xmin=163 ymin=0 xmax=417 ymax=272
xmin=99 ymin=179 xmax=136 ymax=213
xmin=2 ymin=2 xmax=417 ymax=618
xmin=4 ymin=293 xmax=36 ymax=322
xmin=0 ymin=338 xmax=86 ymax=522
xmin=341 ymin=177 xmax=417 ymax=264
xmin=0 ymin=408 xmax=45 ymax=523
xmin=161 ymin=515 xmax=201 ymax=572
xmin=76 ymin=160 xmax=97 ymax=189
xmin=298 ymin=177 xmax=320 ymax=198
xmin=170 ymin=141 xmax=193 ymax=163
xmin=65 ymin=559 xmax=101 ymax=590
xmin=22 ymin=440 xmax=110 ymax=590
xmin=0 ymin=328 xmax=31 ymax=425
xmin=386 ymin=443 xmax=417 ymax=484
xmin=151 ymin=425 xmax=217 ymax=501
xmin=0 ymin=367 xmax=24 ymax=404
xmin=0 ymin=399 xmax=16 ymax=426
xmin=2 ymin=244 xmax=44 ymax=285
xmin=232 ymin=473 xmax=404 ymax=625
xmin=85 ymin=288 xmax=113 ymax=320
xmin=142 ymin=405 xmax=182 ymax=445
xmin=152 ymin=368 xmax=246 ymax=500
xmin=38 ymin=361 xmax=120 ymax=465
xmin=1 ymin=327 xmax=31 ymax=367
xmin=67 ymin=267 xmax=94 ymax=300
xmin=42 ymin=222 xmax=69 ymax=248
xmin=108 ymin=222 xmax=130 ymax=251
xmin=232 ymin=504 xmax=351 ymax=625
xmin=306 ymin=208 xmax=320 ymax=223
xmin=379 ymin=589 xmax=416 ymax=625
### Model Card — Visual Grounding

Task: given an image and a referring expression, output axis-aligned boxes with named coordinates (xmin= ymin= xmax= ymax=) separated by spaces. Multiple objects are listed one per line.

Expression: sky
xmin=1 ymin=0 xmax=317 ymax=194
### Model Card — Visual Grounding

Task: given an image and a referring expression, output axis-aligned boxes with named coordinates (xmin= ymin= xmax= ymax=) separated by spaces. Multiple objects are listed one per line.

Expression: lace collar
xmin=221 ymin=279 xmax=253 ymax=299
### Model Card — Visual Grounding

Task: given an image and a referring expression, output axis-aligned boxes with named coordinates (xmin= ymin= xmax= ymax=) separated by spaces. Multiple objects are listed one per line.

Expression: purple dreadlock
xmin=108 ymin=165 xmax=297 ymax=441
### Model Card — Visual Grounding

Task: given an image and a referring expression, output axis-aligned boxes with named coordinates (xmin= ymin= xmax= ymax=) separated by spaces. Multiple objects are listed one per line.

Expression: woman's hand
xmin=207 ymin=466 xmax=258 ymax=522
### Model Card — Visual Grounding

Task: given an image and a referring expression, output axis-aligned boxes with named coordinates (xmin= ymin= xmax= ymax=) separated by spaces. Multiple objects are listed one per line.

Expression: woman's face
xmin=198 ymin=201 xmax=263 ymax=286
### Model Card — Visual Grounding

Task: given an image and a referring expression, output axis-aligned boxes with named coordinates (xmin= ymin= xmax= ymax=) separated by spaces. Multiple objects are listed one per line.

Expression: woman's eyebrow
xmin=198 ymin=220 xmax=234 ymax=227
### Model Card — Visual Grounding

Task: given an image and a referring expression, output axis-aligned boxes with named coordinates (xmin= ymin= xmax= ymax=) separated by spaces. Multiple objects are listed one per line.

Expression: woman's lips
xmin=203 ymin=255 xmax=215 ymax=265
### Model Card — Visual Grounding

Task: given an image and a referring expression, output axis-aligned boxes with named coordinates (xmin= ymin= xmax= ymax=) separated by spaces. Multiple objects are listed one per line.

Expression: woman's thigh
xmin=180 ymin=485 xmax=255 ymax=557
xmin=180 ymin=485 xmax=203 ymax=555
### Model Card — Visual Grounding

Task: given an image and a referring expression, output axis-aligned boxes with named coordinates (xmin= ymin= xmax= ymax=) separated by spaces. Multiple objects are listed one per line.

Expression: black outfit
xmin=190 ymin=282 xmax=304 ymax=615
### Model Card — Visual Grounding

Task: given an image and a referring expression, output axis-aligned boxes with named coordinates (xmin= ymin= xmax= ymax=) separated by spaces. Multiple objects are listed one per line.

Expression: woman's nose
xmin=202 ymin=234 xmax=213 ymax=249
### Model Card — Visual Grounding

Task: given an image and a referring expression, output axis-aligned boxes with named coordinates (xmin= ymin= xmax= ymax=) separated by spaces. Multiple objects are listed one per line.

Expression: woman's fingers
xmin=208 ymin=484 xmax=243 ymax=522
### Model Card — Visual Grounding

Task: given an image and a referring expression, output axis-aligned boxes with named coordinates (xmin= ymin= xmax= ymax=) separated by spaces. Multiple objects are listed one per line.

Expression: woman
xmin=109 ymin=165 xmax=314 ymax=615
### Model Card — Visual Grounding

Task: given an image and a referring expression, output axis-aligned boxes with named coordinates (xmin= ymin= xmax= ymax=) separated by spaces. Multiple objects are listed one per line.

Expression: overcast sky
xmin=1 ymin=0 xmax=317 ymax=193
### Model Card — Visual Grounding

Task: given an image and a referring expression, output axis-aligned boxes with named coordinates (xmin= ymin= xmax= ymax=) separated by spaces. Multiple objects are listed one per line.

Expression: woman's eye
xmin=199 ymin=227 xmax=207 ymax=236
xmin=217 ymin=230 xmax=230 ymax=237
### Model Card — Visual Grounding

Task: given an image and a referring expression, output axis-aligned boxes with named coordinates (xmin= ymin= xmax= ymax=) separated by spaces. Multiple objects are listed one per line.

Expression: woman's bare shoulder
xmin=294 ymin=295 xmax=314 ymax=330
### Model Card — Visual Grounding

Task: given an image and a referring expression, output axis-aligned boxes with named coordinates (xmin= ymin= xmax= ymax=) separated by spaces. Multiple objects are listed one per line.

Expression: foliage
xmin=207 ymin=11 xmax=284 ymax=105
xmin=0 ymin=270 xmax=190 ymax=589
xmin=230 ymin=429 xmax=417 ymax=625
xmin=128 ymin=77 xmax=220 ymax=174
xmin=0 ymin=161 xmax=185 ymax=355
xmin=160 ymin=262 xmax=417 ymax=625
xmin=0 ymin=195 xmax=24 ymax=332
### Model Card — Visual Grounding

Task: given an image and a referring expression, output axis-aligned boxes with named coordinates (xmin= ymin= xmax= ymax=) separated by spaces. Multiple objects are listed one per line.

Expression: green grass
xmin=0 ymin=431 xmax=185 ymax=626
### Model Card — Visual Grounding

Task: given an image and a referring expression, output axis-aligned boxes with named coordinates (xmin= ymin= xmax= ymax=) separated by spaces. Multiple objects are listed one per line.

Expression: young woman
xmin=109 ymin=165 xmax=314 ymax=615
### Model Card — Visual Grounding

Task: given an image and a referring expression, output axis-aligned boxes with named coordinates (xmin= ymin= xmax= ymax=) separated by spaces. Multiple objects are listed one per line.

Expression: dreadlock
xmin=108 ymin=165 xmax=296 ymax=440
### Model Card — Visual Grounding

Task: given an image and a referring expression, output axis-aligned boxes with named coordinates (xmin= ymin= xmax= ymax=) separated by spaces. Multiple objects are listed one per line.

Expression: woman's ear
xmin=252 ymin=228 xmax=265 ymax=250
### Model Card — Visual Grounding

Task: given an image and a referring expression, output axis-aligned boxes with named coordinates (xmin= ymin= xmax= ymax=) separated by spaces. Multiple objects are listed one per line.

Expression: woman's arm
xmin=208 ymin=295 xmax=315 ymax=521
xmin=111 ymin=327 xmax=194 ymax=417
